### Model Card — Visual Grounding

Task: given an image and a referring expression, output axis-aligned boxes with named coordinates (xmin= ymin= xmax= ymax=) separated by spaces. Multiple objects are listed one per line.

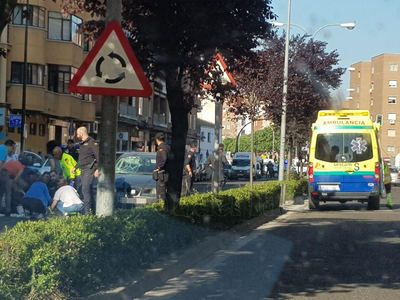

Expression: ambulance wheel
xmin=367 ymin=196 xmax=380 ymax=210
xmin=309 ymin=196 xmax=320 ymax=210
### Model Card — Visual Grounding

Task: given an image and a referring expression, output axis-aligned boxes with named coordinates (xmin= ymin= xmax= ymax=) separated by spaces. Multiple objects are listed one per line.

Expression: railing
xmin=119 ymin=102 xmax=137 ymax=119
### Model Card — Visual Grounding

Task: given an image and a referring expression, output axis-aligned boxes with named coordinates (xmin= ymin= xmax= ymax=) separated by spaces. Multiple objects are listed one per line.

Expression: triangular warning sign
xmin=201 ymin=52 xmax=237 ymax=90
xmin=70 ymin=21 xmax=152 ymax=97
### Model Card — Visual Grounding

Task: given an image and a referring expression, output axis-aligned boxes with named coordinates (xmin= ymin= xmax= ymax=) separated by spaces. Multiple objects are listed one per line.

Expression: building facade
xmin=344 ymin=53 xmax=400 ymax=165
xmin=2 ymin=0 xmax=96 ymax=154
xmin=0 ymin=0 xmax=197 ymax=154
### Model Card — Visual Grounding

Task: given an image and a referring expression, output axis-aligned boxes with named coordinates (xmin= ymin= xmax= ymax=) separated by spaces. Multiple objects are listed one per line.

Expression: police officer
xmin=75 ymin=126 xmax=99 ymax=214
xmin=182 ymin=142 xmax=197 ymax=196
xmin=153 ymin=132 xmax=170 ymax=209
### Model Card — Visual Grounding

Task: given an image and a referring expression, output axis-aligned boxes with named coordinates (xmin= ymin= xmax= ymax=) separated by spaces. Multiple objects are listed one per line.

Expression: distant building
xmin=343 ymin=53 xmax=400 ymax=165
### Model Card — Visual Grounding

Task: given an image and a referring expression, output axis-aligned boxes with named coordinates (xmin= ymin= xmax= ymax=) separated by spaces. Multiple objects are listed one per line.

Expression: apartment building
xmin=2 ymin=0 xmax=95 ymax=153
xmin=0 ymin=0 xmax=197 ymax=154
xmin=344 ymin=53 xmax=400 ymax=165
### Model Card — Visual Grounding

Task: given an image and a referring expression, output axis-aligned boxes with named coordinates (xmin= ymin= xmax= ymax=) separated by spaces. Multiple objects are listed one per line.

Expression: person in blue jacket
xmin=21 ymin=176 xmax=52 ymax=220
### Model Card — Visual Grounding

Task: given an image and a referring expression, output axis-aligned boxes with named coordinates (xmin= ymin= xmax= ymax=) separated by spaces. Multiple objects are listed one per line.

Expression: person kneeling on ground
xmin=21 ymin=175 xmax=52 ymax=220
xmin=51 ymin=178 xmax=83 ymax=215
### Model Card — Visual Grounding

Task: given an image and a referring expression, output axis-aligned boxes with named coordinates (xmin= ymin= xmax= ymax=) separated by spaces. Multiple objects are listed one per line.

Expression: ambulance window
xmin=315 ymin=133 xmax=373 ymax=162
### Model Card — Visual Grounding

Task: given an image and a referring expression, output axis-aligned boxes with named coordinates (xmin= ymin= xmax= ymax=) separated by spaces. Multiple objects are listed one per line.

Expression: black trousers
xmin=181 ymin=174 xmax=192 ymax=196
xmin=81 ymin=168 xmax=95 ymax=214
xmin=22 ymin=197 xmax=46 ymax=214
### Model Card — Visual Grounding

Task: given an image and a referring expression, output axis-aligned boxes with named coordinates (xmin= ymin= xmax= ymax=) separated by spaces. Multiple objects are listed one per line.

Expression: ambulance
xmin=308 ymin=110 xmax=382 ymax=210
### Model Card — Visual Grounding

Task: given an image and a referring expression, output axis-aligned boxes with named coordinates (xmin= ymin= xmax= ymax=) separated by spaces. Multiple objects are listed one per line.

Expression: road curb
xmin=86 ymin=208 xmax=284 ymax=299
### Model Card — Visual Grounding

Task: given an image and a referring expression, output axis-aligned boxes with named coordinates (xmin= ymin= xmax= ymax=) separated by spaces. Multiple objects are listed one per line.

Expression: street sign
xmin=9 ymin=114 xmax=22 ymax=128
xmin=69 ymin=21 xmax=152 ymax=97
xmin=201 ymin=52 xmax=237 ymax=90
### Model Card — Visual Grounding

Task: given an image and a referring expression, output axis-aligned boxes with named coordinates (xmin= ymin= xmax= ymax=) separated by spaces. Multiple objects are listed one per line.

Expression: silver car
xmin=390 ymin=167 xmax=400 ymax=186
xmin=115 ymin=152 xmax=157 ymax=207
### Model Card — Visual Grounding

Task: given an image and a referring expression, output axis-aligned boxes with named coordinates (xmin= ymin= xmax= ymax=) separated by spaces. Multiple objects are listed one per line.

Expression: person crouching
xmin=21 ymin=174 xmax=52 ymax=220
xmin=51 ymin=178 xmax=83 ymax=216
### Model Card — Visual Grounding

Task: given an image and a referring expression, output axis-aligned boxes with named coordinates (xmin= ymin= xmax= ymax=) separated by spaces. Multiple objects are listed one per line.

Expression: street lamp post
xmin=271 ymin=21 xmax=356 ymax=39
xmin=275 ymin=4 xmax=356 ymax=209
xmin=278 ymin=0 xmax=292 ymax=209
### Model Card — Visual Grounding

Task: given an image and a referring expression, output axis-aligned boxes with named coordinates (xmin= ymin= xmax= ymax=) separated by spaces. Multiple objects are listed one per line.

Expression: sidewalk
xmin=87 ymin=208 xmax=285 ymax=300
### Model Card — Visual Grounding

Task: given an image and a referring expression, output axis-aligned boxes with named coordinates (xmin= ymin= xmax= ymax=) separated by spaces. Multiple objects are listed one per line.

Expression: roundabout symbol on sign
xmin=96 ymin=52 xmax=127 ymax=84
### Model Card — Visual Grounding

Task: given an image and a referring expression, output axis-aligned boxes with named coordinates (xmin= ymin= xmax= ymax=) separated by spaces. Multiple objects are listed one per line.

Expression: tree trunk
xmin=165 ymin=67 xmax=188 ymax=211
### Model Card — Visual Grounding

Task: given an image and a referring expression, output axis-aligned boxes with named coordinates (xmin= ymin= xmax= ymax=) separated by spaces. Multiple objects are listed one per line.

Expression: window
xmin=371 ymin=67 xmax=374 ymax=74
xmin=357 ymin=71 xmax=361 ymax=78
xmin=390 ymin=64 xmax=398 ymax=72
xmin=29 ymin=123 xmax=37 ymax=135
xmin=48 ymin=64 xmax=72 ymax=94
xmin=48 ymin=12 xmax=82 ymax=46
xmin=39 ymin=124 xmax=46 ymax=136
xmin=389 ymin=80 xmax=397 ymax=88
xmin=83 ymin=34 xmax=95 ymax=52
xmin=153 ymin=95 xmax=167 ymax=124
xmin=12 ymin=5 xmax=45 ymax=28
xmin=315 ymin=133 xmax=373 ymax=163
xmin=388 ymin=96 xmax=397 ymax=104
xmin=207 ymin=132 xmax=211 ymax=143
xmin=388 ymin=113 xmax=396 ymax=124
xmin=388 ymin=146 xmax=395 ymax=152
xmin=388 ymin=129 xmax=396 ymax=137
xmin=11 ymin=62 xmax=44 ymax=85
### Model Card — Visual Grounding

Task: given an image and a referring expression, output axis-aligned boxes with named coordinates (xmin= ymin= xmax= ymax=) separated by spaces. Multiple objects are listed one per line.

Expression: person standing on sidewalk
xmin=75 ymin=127 xmax=99 ymax=214
xmin=153 ymin=133 xmax=170 ymax=210
xmin=0 ymin=139 xmax=17 ymax=216
xmin=383 ymin=162 xmax=393 ymax=209
xmin=182 ymin=142 xmax=197 ymax=196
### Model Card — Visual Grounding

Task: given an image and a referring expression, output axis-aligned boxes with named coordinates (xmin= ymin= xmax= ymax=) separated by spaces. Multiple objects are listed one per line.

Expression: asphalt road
xmin=139 ymin=187 xmax=400 ymax=300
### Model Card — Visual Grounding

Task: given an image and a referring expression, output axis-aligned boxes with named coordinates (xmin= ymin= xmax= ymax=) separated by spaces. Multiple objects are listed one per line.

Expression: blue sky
xmin=271 ymin=0 xmax=400 ymax=97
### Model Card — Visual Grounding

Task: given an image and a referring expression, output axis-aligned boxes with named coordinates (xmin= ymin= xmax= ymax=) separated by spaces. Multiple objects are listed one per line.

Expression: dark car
xmin=114 ymin=152 xmax=157 ymax=208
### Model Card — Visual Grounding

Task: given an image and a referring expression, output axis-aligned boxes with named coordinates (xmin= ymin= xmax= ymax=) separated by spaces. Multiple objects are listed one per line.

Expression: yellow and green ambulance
xmin=308 ymin=110 xmax=382 ymax=210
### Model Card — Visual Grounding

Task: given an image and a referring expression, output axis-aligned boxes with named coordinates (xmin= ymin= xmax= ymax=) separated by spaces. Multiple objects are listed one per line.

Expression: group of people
xmin=153 ymin=134 xmax=228 ymax=212
xmin=0 ymin=126 xmax=99 ymax=219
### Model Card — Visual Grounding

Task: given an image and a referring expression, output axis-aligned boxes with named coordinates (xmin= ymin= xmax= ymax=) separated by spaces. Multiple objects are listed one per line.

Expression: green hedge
xmin=0 ymin=209 xmax=204 ymax=299
xmin=162 ymin=179 xmax=307 ymax=228
xmin=0 ymin=179 xmax=307 ymax=299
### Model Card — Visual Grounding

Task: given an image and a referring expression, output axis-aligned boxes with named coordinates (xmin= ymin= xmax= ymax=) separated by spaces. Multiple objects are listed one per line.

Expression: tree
xmin=0 ymin=0 xmax=17 ymax=57
xmin=58 ymin=0 xmax=276 ymax=208
xmin=228 ymin=34 xmax=344 ymax=158
xmin=223 ymin=127 xmax=279 ymax=153
xmin=259 ymin=34 xmax=345 ymax=146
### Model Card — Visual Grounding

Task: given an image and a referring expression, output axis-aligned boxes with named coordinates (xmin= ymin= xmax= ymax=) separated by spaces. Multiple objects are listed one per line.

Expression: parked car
xmin=390 ymin=167 xmax=400 ymax=186
xmin=18 ymin=151 xmax=51 ymax=175
xmin=114 ymin=152 xmax=158 ymax=208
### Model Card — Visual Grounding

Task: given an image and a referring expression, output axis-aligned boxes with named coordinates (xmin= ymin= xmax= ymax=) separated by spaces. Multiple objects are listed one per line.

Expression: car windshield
xmin=232 ymin=159 xmax=250 ymax=167
xmin=115 ymin=155 xmax=156 ymax=174
xmin=315 ymin=133 xmax=373 ymax=163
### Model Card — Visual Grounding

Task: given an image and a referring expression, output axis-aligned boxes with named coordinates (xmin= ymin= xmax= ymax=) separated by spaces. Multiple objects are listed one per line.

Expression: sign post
xmin=70 ymin=1 xmax=152 ymax=216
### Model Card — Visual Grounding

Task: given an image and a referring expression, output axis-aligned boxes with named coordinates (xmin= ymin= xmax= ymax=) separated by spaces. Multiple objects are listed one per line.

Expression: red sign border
xmin=69 ymin=20 xmax=152 ymax=97
xmin=201 ymin=52 xmax=237 ymax=90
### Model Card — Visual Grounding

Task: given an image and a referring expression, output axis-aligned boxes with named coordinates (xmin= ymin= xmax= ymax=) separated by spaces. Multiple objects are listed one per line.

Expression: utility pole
xmin=212 ymin=97 xmax=222 ymax=193
xmin=250 ymin=118 xmax=254 ymax=188
xmin=96 ymin=0 xmax=121 ymax=216
xmin=278 ymin=0 xmax=292 ymax=209
xmin=20 ymin=0 xmax=30 ymax=151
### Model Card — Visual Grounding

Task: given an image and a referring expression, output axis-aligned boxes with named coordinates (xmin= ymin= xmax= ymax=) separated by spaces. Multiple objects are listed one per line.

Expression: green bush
xmin=0 ymin=209 xmax=203 ymax=299
xmin=171 ymin=180 xmax=291 ymax=228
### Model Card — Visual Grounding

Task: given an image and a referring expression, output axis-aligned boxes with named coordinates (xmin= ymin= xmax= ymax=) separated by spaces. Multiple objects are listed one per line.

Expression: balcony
xmin=119 ymin=102 xmax=137 ymax=119
xmin=7 ymin=85 xmax=96 ymax=121
xmin=153 ymin=113 xmax=167 ymax=127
